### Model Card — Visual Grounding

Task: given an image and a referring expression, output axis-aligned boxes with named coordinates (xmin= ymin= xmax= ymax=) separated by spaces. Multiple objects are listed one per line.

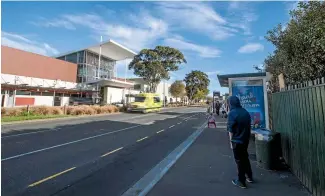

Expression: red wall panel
xmin=1 ymin=46 xmax=77 ymax=83
xmin=15 ymin=97 xmax=35 ymax=106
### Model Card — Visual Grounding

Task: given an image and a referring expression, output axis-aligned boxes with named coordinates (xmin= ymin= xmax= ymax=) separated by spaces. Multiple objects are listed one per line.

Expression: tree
xmin=264 ymin=1 xmax=325 ymax=91
xmin=193 ymin=89 xmax=209 ymax=102
xmin=184 ymin=70 xmax=210 ymax=102
xmin=129 ymin=46 xmax=187 ymax=93
xmin=169 ymin=80 xmax=186 ymax=102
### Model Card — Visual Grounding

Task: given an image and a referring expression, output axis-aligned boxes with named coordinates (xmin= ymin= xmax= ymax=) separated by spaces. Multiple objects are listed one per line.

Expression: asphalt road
xmin=1 ymin=107 xmax=206 ymax=196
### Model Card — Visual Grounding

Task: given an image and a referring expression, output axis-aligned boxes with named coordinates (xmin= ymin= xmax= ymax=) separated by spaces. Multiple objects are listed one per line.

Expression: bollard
xmin=27 ymin=105 xmax=30 ymax=115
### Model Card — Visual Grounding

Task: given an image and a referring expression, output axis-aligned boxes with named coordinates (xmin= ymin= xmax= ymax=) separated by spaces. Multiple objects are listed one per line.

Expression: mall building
xmin=1 ymin=40 xmax=175 ymax=108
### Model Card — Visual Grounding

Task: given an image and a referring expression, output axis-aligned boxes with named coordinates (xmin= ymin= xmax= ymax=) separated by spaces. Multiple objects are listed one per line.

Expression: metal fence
xmin=271 ymin=78 xmax=325 ymax=196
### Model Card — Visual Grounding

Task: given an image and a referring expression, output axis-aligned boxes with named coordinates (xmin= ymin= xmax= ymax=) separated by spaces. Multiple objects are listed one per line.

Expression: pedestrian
xmin=221 ymin=103 xmax=227 ymax=118
xmin=215 ymin=101 xmax=221 ymax=116
xmin=207 ymin=113 xmax=216 ymax=128
xmin=227 ymin=96 xmax=253 ymax=189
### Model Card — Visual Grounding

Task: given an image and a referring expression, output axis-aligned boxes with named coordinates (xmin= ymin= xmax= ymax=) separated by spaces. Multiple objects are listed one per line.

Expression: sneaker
xmin=246 ymin=178 xmax=254 ymax=183
xmin=232 ymin=179 xmax=247 ymax=189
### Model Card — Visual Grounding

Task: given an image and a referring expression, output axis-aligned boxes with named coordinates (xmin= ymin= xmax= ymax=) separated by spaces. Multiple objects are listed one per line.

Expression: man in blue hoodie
xmin=227 ymin=96 xmax=253 ymax=188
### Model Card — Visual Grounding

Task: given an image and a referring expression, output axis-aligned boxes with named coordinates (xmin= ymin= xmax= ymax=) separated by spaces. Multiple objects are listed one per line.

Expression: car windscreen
xmin=134 ymin=96 xmax=146 ymax=102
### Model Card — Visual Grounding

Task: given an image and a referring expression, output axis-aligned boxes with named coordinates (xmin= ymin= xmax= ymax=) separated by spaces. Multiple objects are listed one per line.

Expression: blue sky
xmin=1 ymin=1 xmax=298 ymax=95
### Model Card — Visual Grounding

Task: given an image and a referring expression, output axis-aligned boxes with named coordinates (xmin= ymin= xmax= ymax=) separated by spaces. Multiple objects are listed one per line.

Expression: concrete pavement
xmin=147 ymin=116 xmax=310 ymax=196
xmin=1 ymin=107 xmax=207 ymax=196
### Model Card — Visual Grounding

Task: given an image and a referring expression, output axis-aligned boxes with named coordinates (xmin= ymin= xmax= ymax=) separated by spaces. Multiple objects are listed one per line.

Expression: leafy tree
xmin=193 ymin=89 xmax=209 ymax=101
xmin=264 ymin=1 xmax=325 ymax=91
xmin=169 ymin=80 xmax=186 ymax=102
xmin=129 ymin=46 xmax=187 ymax=93
xmin=184 ymin=70 xmax=210 ymax=102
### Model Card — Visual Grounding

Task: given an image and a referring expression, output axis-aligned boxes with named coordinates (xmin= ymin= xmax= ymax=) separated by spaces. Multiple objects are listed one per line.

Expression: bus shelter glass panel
xmin=231 ymin=79 xmax=266 ymax=128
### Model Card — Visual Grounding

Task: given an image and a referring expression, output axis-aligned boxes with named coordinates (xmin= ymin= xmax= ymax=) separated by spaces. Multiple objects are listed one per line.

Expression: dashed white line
xmin=1 ymin=125 xmax=142 ymax=162
xmin=156 ymin=130 xmax=165 ymax=134
xmin=137 ymin=136 xmax=149 ymax=142
xmin=101 ymin=147 xmax=124 ymax=157
xmin=169 ymin=125 xmax=175 ymax=128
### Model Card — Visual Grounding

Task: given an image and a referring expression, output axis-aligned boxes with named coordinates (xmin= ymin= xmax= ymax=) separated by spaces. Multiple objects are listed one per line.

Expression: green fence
xmin=271 ymin=80 xmax=325 ymax=196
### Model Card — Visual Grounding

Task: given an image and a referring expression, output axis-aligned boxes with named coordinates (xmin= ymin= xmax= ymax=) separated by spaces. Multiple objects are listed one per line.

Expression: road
xmin=1 ymin=107 xmax=206 ymax=196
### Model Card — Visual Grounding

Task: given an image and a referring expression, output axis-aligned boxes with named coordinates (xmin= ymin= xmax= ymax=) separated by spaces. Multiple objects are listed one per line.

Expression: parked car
xmin=69 ymin=97 xmax=94 ymax=106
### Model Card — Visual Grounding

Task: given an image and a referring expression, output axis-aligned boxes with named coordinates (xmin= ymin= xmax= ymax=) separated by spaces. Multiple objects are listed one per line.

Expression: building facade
xmin=1 ymin=40 xmax=178 ymax=107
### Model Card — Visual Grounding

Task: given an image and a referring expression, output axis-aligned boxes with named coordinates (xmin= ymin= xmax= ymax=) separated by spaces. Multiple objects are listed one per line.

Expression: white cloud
xmin=238 ymin=43 xmax=264 ymax=54
xmin=156 ymin=2 xmax=236 ymax=40
xmin=164 ymin=36 xmax=221 ymax=58
xmin=1 ymin=31 xmax=59 ymax=56
xmin=33 ymin=11 xmax=168 ymax=52
xmin=227 ymin=2 xmax=258 ymax=35
xmin=31 ymin=18 xmax=76 ymax=30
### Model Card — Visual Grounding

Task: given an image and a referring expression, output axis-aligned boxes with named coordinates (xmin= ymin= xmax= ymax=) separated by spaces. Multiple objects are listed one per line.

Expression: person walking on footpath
xmin=215 ymin=101 xmax=221 ymax=116
xmin=227 ymin=96 xmax=253 ymax=189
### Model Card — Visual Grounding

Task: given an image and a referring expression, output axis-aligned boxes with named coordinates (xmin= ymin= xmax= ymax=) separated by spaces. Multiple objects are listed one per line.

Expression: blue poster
xmin=231 ymin=80 xmax=266 ymax=128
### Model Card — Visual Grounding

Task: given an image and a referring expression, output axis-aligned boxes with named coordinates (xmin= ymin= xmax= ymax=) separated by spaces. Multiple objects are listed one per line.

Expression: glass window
xmin=42 ymin=92 xmax=54 ymax=96
xmin=57 ymin=56 xmax=66 ymax=61
xmin=16 ymin=90 xmax=30 ymax=95
xmin=134 ymin=96 xmax=146 ymax=102
xmin=154 ymin=97 xmax=161 ymax=103
xmin=134 ymin=84 xmax=141 ymax=90
xmin=65 ymin=53 xmax=78 ymax=63
xmin=31 ymin=91 xmax=42 ymax=96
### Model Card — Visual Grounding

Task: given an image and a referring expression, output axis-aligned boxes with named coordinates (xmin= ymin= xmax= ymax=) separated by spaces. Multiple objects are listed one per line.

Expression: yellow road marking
xmin=101 ymin=147 xmax=124 ymax=157
xmin=28 ymin=167 xmax=76 ymax=187
xmin=137 ymin=136 xmax=148 ymax=142
xmin=156 ymin=130 xmax=165 ymax=134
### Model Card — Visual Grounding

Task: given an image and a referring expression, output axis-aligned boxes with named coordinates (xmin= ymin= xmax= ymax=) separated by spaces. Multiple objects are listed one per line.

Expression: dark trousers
xmin=216 ymin=108 xmax=220 ymax=115
xmin=232 ymin=142 xmax=253 ymax=184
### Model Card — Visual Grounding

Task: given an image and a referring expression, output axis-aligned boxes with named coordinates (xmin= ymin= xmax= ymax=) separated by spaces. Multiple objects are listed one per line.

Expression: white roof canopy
xmin=56 ymin=39 xmax=137 ymax=61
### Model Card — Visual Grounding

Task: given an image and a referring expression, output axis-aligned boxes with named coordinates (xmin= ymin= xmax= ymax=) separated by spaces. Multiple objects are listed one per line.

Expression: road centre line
xmin=101 ymin=147 xmax=124 ymax=157
xmin=28 ymin=167 xmax=76 ymax=187
xmin=1 ymin=125 xmax=142 ymax=162
xmin=156 ymin=130 xmax=164 ymax=134
xmin=137 ymin=136 xmax=149 ymax=142
xmin=169 ymin=125 xmax=175 ymax=128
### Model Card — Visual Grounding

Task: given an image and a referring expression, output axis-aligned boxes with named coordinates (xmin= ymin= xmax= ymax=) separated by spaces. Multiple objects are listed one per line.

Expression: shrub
xmin=30 ymin=106 xmax=52 ymax=115
xmin=6 ymin=108 xmax=23 ymax=116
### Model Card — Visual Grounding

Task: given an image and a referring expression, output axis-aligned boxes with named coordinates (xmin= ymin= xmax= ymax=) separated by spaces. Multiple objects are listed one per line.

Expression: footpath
xmin=148 ymin=115 xmax=310 ymax=196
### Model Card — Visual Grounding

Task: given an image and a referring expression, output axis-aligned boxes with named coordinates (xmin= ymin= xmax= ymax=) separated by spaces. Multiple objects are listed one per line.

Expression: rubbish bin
xmin=254 ymin=129 xmax=279 ymax=170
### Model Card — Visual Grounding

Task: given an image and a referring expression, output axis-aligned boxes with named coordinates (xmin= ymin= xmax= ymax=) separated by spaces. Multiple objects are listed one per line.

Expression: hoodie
xmin=227 ymin=96 xmax=251 ymax=144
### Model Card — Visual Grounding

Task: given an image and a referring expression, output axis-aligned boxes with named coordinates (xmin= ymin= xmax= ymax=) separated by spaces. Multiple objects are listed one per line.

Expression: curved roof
xmin=56 ymin=39 xmax=137 ymax=61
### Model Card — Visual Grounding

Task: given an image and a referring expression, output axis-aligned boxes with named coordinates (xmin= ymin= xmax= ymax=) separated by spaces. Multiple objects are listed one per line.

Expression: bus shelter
xmin=217 ymin=72 xmax=270 ymax=129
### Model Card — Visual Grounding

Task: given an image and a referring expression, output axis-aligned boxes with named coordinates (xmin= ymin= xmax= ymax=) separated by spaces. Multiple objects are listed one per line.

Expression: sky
xmin=1 ymin=1 xmax=298 ymax=95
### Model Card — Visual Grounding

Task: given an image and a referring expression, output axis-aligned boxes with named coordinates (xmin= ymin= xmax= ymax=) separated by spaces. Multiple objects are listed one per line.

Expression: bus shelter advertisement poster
xmin=231 ymin=80 xmax=266 ymax=128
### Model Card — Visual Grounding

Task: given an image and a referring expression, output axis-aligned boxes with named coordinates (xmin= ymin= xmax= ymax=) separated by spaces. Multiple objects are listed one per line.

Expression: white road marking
xmin=177 ymin=122 xmax=182 ymax=125
xmin=1 ymin=129 xmax=60 ymax=139
xmin=137 ymin=136 xmax=149 ymax=142
xmin=101 ymin=147 xmax=124 ymax=157
xmin=169 ymin=125 xmax=175 ymax=128
xmin=156 ymin=130 xmax=164 ymax=134
xmin=1 ymin=125 xmax=141 ymax=162
xmin=122 ymin=120 xmax=207 ymax=196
